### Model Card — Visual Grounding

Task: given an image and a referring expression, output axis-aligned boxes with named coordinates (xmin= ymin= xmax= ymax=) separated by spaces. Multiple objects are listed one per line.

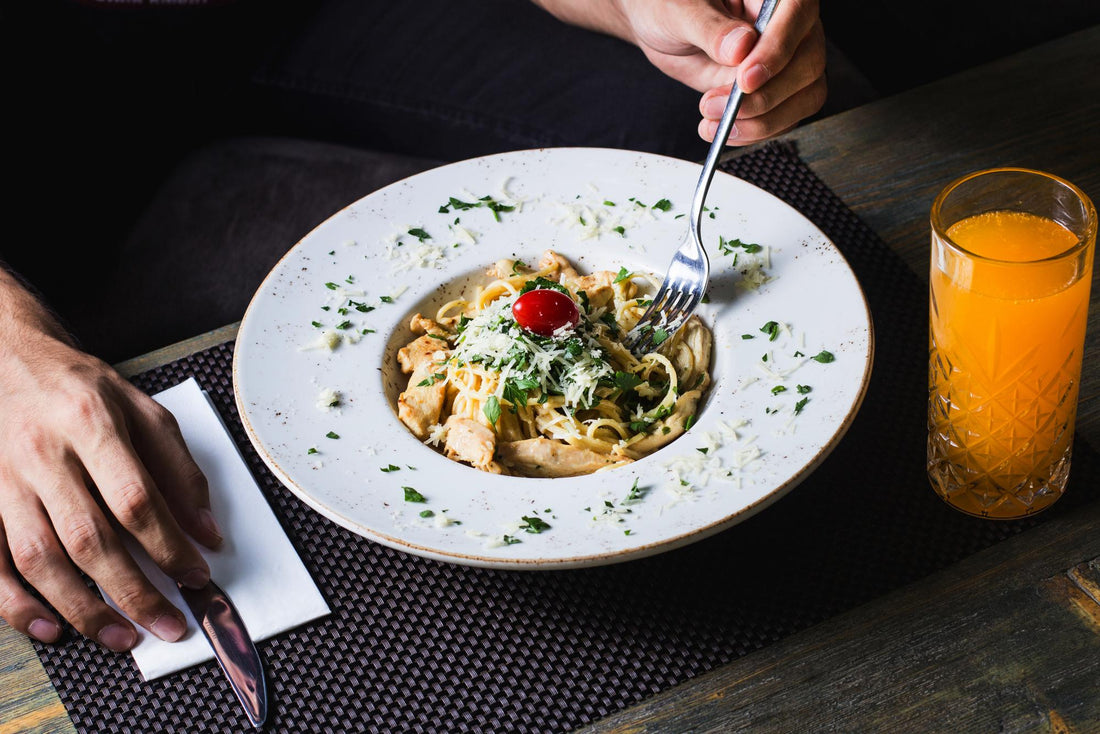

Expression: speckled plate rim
xmin=232 ymin=147 xmax=875 ymax=570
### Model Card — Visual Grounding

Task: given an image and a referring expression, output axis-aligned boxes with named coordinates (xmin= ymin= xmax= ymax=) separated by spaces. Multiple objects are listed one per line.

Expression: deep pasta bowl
xmin=233 ymin=148 xmax=873 ymax=569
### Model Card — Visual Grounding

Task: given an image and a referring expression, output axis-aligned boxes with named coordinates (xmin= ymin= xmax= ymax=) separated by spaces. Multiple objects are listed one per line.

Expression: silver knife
xmin=178 ymin=580 xmax=268 ymax=728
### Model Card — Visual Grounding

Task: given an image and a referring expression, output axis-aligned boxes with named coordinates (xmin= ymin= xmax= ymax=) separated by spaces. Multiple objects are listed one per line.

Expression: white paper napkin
xmin=98 ymin=377 xmax=330 ymax=680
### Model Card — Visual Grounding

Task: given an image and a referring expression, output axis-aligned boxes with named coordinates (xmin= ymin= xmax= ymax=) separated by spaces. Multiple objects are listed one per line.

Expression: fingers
xmin=40 ymin=460 xmax=191 ymax=646
xmin=738 ymin=0 xmax=821 ymax=93
xmin=697 ymin=19 xmax=826 ymax=145
xmin=680 ymin=3 xmax=757 ymax=68
xmin=0 ymin=520 xmax=61 ymax=644
xmin=697 ymin=75 xmax=827 ymax=145
xmin=699 ymin=22 xmax=825 ymax=118
xmin=70 ymin=386 xmax=212 ymax=589
xmin=118 ymin=381 xmax=222 ymax=550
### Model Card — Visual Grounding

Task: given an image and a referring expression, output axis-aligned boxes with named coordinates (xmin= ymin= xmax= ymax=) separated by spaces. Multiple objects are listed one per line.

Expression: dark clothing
xmin=6 ymin=1 xmax=1099 ymax=360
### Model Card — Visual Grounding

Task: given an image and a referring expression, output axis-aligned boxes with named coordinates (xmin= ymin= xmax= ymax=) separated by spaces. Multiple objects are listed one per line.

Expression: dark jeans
xmin=249 ymin=0 xmax=708 ymax=163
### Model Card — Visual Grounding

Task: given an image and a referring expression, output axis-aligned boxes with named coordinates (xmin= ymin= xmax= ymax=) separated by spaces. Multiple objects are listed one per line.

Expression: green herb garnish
xmin=484 ymin=395 xmax=501 ymax=426
xmin=520 ymin=515 xmax=551 ymax=534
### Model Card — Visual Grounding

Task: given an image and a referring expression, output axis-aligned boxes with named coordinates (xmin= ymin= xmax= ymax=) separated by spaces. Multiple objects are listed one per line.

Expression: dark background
xmin=4 ymin=1 xmax=1098 ymax=359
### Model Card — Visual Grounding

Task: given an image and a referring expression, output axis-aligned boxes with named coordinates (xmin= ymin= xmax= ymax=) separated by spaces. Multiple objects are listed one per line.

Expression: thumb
xmin=670 ymin=1 xmax=757 ymax=66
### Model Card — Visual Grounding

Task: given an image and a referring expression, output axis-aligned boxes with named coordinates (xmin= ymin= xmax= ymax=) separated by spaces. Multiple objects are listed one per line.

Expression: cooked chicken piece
xmin=539 ymin=250 xmax=581 ymax=285
xmin=397 ymin=317 xmax=451 ymax=439
xmin=398 ymin=354 xmax=448 ymax=439
xmin=487 ymin=258 xmax=519 ymax=280
xmin=443 ymin=415 xmax=503 ymax=473
xmin=496 ymin=437 xmax=631 ymax=477
xmin=398 ymin=334 xmax=448 ymax=374
xmin=572 ymin=269 xmax=618 ymax=310
xmin=409 ymin=312 xmax=448 ymax=338
xmin=624 ymin=391 xmax=702 ymax=457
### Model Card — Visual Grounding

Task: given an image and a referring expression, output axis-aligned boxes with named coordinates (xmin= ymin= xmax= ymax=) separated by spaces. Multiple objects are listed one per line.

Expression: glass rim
xmin=930 ymin=167 xmax=1098 ymax=265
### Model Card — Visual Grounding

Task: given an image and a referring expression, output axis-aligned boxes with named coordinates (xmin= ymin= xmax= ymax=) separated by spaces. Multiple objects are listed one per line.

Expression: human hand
xmin=618 ymin=0 xmax=827 ymax=145
xmin=0 ymin=310 xmax=222 ymax=651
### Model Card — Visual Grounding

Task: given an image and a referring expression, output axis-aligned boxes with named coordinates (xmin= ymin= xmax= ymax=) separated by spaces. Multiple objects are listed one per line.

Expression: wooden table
xmin=4 ymin=26 xmax=1099 ymax=733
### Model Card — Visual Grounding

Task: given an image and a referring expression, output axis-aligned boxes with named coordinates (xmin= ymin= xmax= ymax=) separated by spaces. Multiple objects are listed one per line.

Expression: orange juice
xmin=928 ymin=209 xmax=1092 ymax=518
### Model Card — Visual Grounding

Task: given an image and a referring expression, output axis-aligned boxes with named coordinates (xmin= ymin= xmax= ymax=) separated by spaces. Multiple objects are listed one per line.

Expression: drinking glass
xmin=927 ymin=168 xmax=1096 ymax=519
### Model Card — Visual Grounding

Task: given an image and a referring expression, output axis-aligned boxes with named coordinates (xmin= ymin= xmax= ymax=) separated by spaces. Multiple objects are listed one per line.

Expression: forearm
xmin=0 ymin=263 xmax=74 ymax=348
xmin=530 ymin=0 xmax=635 ymax=44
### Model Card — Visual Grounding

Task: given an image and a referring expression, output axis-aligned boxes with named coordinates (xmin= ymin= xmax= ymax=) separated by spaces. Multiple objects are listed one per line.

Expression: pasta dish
xmin=396 ymin=251 xmax=712 ymax=476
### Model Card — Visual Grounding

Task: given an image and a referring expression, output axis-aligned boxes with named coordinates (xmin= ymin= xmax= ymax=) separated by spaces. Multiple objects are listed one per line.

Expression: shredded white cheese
xmin=316 ymin=388 xmax=340 ymax=411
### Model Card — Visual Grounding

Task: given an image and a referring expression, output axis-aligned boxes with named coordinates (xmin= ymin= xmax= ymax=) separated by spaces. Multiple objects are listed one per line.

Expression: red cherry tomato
xmin=512 ymin=288 xmax=580 ymax=336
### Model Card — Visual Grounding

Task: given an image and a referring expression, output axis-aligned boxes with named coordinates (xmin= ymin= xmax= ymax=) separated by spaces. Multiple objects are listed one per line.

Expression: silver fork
xmin=626 ymin=0 xmax=780 ymax=356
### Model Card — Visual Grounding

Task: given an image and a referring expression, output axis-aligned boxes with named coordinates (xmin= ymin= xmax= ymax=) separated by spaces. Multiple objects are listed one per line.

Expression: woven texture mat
xmin=36 ymin=142 xmax=1099 ymax=733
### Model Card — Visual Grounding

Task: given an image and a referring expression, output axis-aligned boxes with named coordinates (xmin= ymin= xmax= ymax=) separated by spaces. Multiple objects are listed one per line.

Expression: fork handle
xmin=690 ymin=0 xmax=781 ymax=230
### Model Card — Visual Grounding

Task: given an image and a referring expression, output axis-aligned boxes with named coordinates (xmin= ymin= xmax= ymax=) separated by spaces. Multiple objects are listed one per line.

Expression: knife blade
xmin=178 ymin=580 xmax=268 ymax=728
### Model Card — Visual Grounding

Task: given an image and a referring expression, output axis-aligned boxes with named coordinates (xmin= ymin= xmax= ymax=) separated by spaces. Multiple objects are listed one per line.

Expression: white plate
xmin=234 ymin=148 xmax=873 ymax=569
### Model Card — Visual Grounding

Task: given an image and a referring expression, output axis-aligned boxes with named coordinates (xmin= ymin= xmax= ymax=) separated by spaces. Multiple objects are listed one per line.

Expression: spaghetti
xmin=396 ymin=251 xmax=712 ymax=477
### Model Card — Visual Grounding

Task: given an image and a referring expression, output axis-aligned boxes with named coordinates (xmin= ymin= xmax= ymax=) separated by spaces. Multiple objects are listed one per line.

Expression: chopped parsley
xmin=324 ymin=282 xmax=339 ymax=290
xmin=612 ymin=267 xmax=632 ymax=283
xmin=613 ymin=371 xmax=643 ymax=392
xmin=419 ymin=510 xmax=435 ymax=518
xmin=519 ymin=515 xmax=551 ymax=534
xmin=718 ymin=236 xmax=763 ymax=256
xmin=795 ymin=397 xmax=810 ymax=414
xmin=307 ymin=447 xmax=318 ymax=455
xmin=484 ymin=395 xmax=501 ymax=426
xmin=797 ymin=384 xmax=812 ymax=394
xmin=771 ymin=385 xmax=788 ymax=395
xmin=438 ymin=195 xmax=515 ymax=221
xmin=325 ymin=431 xmax=340 ymax=439
xmin=403 ymin=486 xmax=426 ymax=503
xmin=812 ymin=350 xmax=836 ymax=363
xmin=407 ymin=227 xmax=431 ymax=242
xmin=760 ymin=321 xmax=781 ymax=341
xmin=380 ymin=464 xmax=401 ymax=473
xmin=379 ymin=295 xmax=394 ymax=304
xmin=652 ymin=198 xmax=672 ymax=211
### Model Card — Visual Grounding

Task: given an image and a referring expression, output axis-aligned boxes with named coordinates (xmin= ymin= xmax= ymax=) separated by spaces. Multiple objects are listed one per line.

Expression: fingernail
xmin=151 ymin=614 xmax=187 ymax=642
xmin=720 ymin=28 xmax=751 ymax=63
xmin=703 ymin=94 xmax=726 ymax=118
xmin=743 ymin=63 xmax=772 ymax=91
xmin=29 ymin=618 xmax=61 ymax=643
xmin=198 ymin=508 xmax=223 ymax=542
xmin=98 ymin=623 xmax=137 ymax=652
xmin=181 ymin=568 xmax=210 ymax=589
xmin=728 ymin=123 xmax=741 ymax=140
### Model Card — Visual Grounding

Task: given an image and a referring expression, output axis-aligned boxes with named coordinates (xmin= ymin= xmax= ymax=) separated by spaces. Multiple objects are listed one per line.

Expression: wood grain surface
xmin=2 ymin=25 xmax=1098 ymax=734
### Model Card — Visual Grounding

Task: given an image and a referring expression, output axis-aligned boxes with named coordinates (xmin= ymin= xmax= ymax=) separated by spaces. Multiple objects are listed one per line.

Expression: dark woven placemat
xmin=36 ymin=142 xmax=1098 ymax=733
